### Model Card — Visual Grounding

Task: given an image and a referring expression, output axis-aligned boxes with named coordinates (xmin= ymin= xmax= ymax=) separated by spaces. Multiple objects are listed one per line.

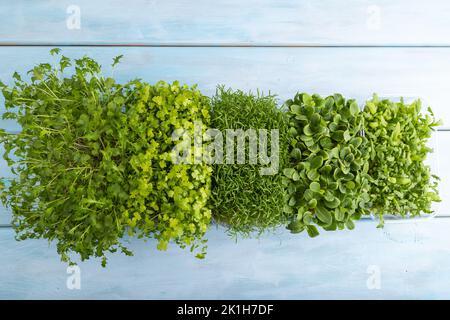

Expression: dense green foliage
xmin=210 ymin=87 xmax=289 ymax=235
xmin=123 ymin=79 xmax=212 ymax=258
xmin=0 ymin=50 xmax=442 ymax=265
xmin=283 ymin=93 xmax=371 ymax=236
xmin=0 ymin=50 xmax=211 ymax=265
xmin=364 ymin=95 xmax=441 ymax=225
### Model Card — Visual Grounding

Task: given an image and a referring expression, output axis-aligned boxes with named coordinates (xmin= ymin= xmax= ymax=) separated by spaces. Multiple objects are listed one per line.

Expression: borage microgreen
xmin=283 ymin=93 xmax=371 ymax=236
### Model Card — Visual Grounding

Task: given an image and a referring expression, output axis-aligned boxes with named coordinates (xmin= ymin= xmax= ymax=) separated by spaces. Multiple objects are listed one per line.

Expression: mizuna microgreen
xmin=364 ymin=95 xmax=441 ymax=225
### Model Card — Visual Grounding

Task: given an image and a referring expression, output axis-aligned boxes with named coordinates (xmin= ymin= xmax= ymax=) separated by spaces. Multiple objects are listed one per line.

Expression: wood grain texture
xmin=1 ymin=0 xmax=450 ymax=299
xmin=2 ymin=0 xmax=450 ymax=45
xmin=1 ymin=47 xmax=450 ymax=122
xmin=1 ymin=220 xmax=450 ymax=299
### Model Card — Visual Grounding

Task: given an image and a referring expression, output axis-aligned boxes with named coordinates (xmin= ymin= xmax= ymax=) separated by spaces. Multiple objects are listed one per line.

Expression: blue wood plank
xmin=1 ymin=0 xmax=448 ymax=301
xmin=1 ymin=220 xmax=450 ymax=299
xmin=2 ymin=1 xmax=450 ymax=45
xmin=0 ymin=208 xmax=11 ymax=225
xmin=0 ymin=145 xmax=14 ymax=180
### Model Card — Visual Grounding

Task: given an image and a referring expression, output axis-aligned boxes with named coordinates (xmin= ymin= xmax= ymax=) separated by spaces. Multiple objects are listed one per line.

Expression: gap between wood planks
xmin=3 ymin=43 xmax=450 ymax=48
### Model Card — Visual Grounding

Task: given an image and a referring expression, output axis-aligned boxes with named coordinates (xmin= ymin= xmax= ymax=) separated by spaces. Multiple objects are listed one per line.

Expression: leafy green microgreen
xmin=210 ymin=87 xmax=289 ymax=236
xmin=0 ymin=50 xmax=212 ymax=265
xmin=0 ymin=49 xmax=443 ymax=260
xmin=123 ymin=79 xmax=212 ymax=258
xmin=363 ymin=94 xmax=441 ymax=223
xmin=283 ymin=93 xmax=370 ymax=236
xmin=112 ymin=55 xmax=124 ymax=68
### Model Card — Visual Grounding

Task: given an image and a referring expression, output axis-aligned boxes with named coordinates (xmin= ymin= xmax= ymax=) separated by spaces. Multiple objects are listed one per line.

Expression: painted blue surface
xmin=2 ymin=0 xmax=450 ymax=45
xmin=0 ymin=0 xmax=449 ymax=299
xmin=1 ymin=220 xmax=450 ymax=299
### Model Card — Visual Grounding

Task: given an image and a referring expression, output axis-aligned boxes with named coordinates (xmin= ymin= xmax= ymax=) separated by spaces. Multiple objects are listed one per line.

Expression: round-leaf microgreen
xmin=283 ymin=93 xmax=371 ymax=236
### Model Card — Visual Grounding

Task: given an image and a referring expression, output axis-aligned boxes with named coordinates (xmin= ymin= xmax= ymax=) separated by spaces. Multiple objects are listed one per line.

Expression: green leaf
xmin=303 ymin=124 xmax=313 ymax=136
xmin=345 ymin=219 xmax=355 ymax=230
xmin=308 ymin=198 xmax=318 ymax=208
xmin=288 ymin=127 xmax=298 ymax=136
xmin=307 ymin=169 xmax=319 ymax=181
xmin=50 ymin=48 xmax=61 ymax=56
xmin=310 ymin=181 xmax=321 ymax=192
xmin=335 ymin=209 xmax=345 ymax=222
xmin=112 ymin=54 xmax=124 ymax=67
xmin=315 ymin=205 xmax=332 ymax=225
xmin=283 ymin=168 xmax=297 ymax=179
xmin=346 ymin=181 xmax=355 ymax=190
xmin=283 ymin=91 xmax=441 ymax=238
xmin=320 ymin=137 xmax=333 ymax=149
xmin=306 ymin=225 xmax=320 ymax=237
xmin=290 ymin=148 xmax=302 ymax=159
xmin=324 ymin=197 xmax=341 ymax=209
xmin=310 ymin=155 xmax=323 ymax=170
xmin=310 ymin=113 xmax=321 ymax=126
xmin=302 ymin=93 xmax=313 ymax=105
xmin=343 ymin=130 xmax=351 ymax=141
xmin=350 ymin=137 xmax=363 ymax=148
xmin=303 ymin=213 xmax=313 ymax=225
xmin=350 ymin=102 xmax=360 ymax=116
xmin=287 ymin=220 xmax=305 ymax=234
xmin=290 ymin=104 xmax=301 ymax=114
xmin=397 ymin=177 xmax=411 ymax=185
xmin=297 ymin=207 xmax=305 ymax=220
xmin=331 ymin=130 xmax=345 ymax=141
xmin=288 ymin=196 xmax=296 ymax=206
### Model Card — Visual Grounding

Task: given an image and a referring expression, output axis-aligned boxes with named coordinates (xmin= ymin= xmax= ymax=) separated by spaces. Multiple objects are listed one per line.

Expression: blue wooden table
xmin=1 ymin=0 xmax=450 ymax=299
